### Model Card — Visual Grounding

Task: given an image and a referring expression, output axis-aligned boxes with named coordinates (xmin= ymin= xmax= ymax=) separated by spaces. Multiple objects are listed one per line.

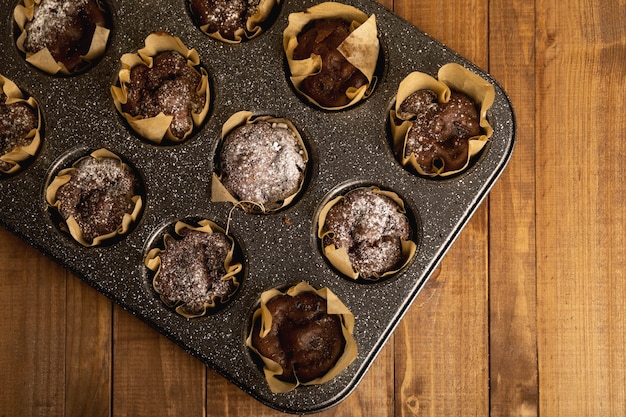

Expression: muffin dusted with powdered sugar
xmin=15 ymin=0 xmax=110 ymax=74
xmin=111 ymin=32 xmax=211 ymax=144
xmin=122 ymin=51 xmax=205 ymax=140
xmin=319 ymin=187 xmax=415 ymax=280
xmin=154 ymin=230 xmax=236 ymax=316
xmin=46 ymin=149 xmax=143 ymax=246
xmin=188 ymin=0 xmax=280 ymax=42
xmin=0 ymin=93 xmax=38 ymax=172
xmin=214 ymin=114 xmax=308 ymax=212
xmin=145 ymin=220 xmax=243 ymax=318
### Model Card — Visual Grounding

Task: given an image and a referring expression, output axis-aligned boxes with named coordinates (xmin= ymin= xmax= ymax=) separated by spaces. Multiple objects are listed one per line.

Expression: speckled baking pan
xmin=0 ymin=0 xmax=515 ymax=413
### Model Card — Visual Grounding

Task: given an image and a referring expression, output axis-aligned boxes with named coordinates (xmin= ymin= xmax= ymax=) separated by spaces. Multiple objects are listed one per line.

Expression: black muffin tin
xmin=0 ymin=0 xmax=515 ymax=413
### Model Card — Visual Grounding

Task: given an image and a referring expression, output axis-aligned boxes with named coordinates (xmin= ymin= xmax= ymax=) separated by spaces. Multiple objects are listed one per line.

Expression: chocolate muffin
xmin=217 ymin=120 xmax=306 ymax=211
xmin=189 ymin=0 xmax=261 ymax=41
xmin=153 ymin=228 xmax=239 ymax=317
xmin=250 ymin=290 xmax=346 ymax=384
xmin=390 ymin=64 xmax=495 ymax=177
xmin=321 ymin=188 xmax=412 ymax=280
xmin=18 ymin=0 xmax=109 ymax=73
xmin=121 ymin=51 xmax=206 ymax=140
xmin=399 ymin=89 xmax=481 ymax=173
xmin=49 ymin=151 xmax=142 ymax=245
xmin=292 ymin=18 xmax=368 ymax=108
xmin=0 ymin=93 xmax=38 ymax=172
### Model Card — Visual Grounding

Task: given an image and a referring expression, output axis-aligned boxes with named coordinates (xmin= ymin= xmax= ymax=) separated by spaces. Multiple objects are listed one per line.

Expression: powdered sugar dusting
xmin=55 ymin=157 xmax=138 ymax=241
xmin=219 ymin=121 xmax=306 ymax=208
xmin=323 ymin=188 xmax=411 ymax=278
xmin=0 ymin=94 xmax=37 ymax=170
xmin=24 ymin=0 xmax=88 ymax=51
xmin=154 ymin=230 xmax=237 ymax=315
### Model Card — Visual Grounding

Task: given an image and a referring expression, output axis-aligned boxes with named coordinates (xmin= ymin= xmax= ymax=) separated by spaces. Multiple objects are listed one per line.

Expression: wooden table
xmin=2 ymin=0 xmax=625 ymax=415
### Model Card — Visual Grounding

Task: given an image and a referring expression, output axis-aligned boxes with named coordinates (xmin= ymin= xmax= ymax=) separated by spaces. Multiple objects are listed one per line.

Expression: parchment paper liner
xmin=245 ymin=281 xmax=357 ymax=393
xmin=283 ymin=2 xmax=379 ymax=110
xmin=390 ymin=63 xmax=495 ymax=177
xmin=144 ymin=219 xmax=243 ymax=319
xmin=192 ymin=0 xmax=280 ymax=43
xmin=211 ymin=111 xmax=309 ymax=213
xmin=0 ymin=75 xmax=42 ymax=175
xmin=110 ymin=32 xmax=210 ymax=144
xmin=317 ymin=186 xmax=417 ymax=280
xmin=13 ymin=0 xmax=110 ymax=76
xmin=45 ymin=148 xmax=143 ymax=247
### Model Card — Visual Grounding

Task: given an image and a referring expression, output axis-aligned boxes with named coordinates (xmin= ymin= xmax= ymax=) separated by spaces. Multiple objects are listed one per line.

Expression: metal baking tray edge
xmin=0 ymin=0 xmax=515 ymax=413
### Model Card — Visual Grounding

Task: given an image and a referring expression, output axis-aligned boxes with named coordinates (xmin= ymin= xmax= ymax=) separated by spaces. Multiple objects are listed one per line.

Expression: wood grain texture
xmin=65 ymin=276 xmax=112 ymax=417
xmin=112 ymin=305 xmax=206 ymax=416
xmin=0 ymin=229 xmax=66 ymax=417
xmin=535 ymin=0 xmax=626 ymax=415
xmin=487 ymin=0 xmax=538 ymax=415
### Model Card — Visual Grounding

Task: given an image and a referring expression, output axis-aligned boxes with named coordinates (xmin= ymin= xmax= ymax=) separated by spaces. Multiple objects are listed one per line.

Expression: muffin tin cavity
xmin=44 ymin=147 xmax=145 ymax=247
xmin=12 ymin=0 xmax=113 ymax=76
xmin=212 ymin=111 xmax=310 ymax=213
xmin=0 ymin=75 xmax=43 ymax=177
xmin=0 ymin=0 xmax=515 ymax=413
xmin=186 ymin=0 xmax=284 ymax=43
xmin=316 ymin=182 xmax=419 ymax=283
xmin=143 ymin=217 xmax=245 ymax=318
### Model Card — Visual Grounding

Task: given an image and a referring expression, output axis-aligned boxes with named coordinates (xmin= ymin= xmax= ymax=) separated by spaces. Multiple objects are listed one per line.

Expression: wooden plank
xmin=206 ymin=339 xmax=394 ymax=416
xmin=0 ymin=228 xmax=66 ymax=417
xmin=391 ymin=1 xmax=490 ymax=416
xmin=487 ymin=0 xmax=539 ymax=415
xmin=535 ymin=0 xmax=626 ymax=415
xmin=65 ymin=275 xmax=112 ymax=417
xmin=112 ymin=305 xmax=206 ymax=416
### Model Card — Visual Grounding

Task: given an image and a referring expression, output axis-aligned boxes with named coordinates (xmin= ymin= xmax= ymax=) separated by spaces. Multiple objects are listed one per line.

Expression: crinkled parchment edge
xmin=283 ymin=2 xmax=379 ymax=110
xmin=245 ymin=281 xmax=357 ymax=393
xmin=110 ymin=32 xmax=210 ymax=144
xmin=144 ymin=219 xmax=243 ymax=319
xmin=317 ymin=186 xmax=417 ymax=280
xmin=389 ymin=62 xmax=495 ymax=177
xmin=45 ymin=148 xmax=143 ymax=247
xmin=211 ymin=110 xmax=309 ymax=213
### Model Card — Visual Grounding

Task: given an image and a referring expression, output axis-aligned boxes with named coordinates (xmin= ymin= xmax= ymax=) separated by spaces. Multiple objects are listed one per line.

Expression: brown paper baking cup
xmin=245 ymin=281 xmax=357 ymax=393
xmin=283 ymin=2 xmax=379 ymax=110
xmin=13 ymin=0 xmax=110 ymax=75
xmin=317 ymin=186 xmax=417 ymax=280
xmin=110 ymin=32 xmax=210 ymax=144
xmin=144 ymin=219 xmax=243 ymax=319
xmin=45 ymin=148 xmax=143 ymax=247
xmin=192 ymin=0 xmax=280 ymax=43
xmin=390 ymin=62 xmax=495 ymax=177
xmin=0 ymin=75 xmax=42 ymax=175
xmin=211 ymin=110 xmax=309 ymax=213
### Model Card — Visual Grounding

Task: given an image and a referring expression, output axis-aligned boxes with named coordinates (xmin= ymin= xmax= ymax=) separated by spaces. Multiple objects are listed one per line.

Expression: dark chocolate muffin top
xmin=217 ymin=120 xmax=306 ymax=210
xmin=322 ymin=188 xmax=411 ymax=279
xmin=399 ymin=89 xmax=481 ymax=173
xmin=251 ymin=291 xmax=345 ymax=383
xmin=0 ymin=93 xmax=38 ymax=172
xmin=189 ymin=0 xmax=261 ymax=40
xmin=22 ymin=0 xmax=108 ymax=72
xmin=55 ymin=157 xmax=139 ymax=242
xmin=292 ymin=18 xmax=368 ymax=108
xmin=121 ymin=51 xmax=205 ymax=139
xmin=154 ymin=229 xmax=237 ymax=316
